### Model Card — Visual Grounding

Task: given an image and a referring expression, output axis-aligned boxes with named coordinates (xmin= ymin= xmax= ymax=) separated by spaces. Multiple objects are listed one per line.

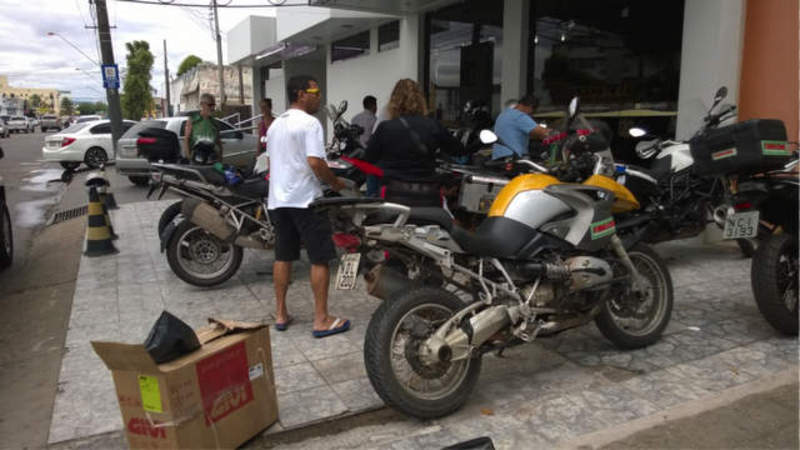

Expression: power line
xmin=115 ymin=0 xmax=304 ymax=8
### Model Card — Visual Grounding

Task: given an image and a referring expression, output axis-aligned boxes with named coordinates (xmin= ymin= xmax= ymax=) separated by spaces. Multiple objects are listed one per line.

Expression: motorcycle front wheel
xmin=751 ymin=232 xmax=798 ymax=335
xmin=166 ymin=220 xmax=243 ymax=287
xmin=364 ymin=286 xmax=482 ymax=419
xmin=595 ymin=243 xmax=674 ymax=349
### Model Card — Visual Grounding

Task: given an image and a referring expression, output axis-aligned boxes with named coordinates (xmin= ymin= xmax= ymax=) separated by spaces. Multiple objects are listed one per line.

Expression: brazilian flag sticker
xmin=762 ymin=140 xmax=790 ymax=156
xmin=591 ymin=217 xmax=616 ymax=240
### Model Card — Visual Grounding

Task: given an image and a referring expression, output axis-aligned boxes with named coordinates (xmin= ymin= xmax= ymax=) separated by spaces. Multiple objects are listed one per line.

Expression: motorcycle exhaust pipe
xmin=422 ymin=305 xmax=517 ymax=364
xmin=182 ymin=198 xmax=236 ymax=241
xmin=364 ymin=264 xmax=413 ymax=300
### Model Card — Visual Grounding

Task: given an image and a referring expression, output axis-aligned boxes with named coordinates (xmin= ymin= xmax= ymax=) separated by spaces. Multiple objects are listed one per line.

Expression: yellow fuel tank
xmin=488 ymin=174 xmax=562 ymax=217
xmin=583 ymin=174 xmax=640 ymax=213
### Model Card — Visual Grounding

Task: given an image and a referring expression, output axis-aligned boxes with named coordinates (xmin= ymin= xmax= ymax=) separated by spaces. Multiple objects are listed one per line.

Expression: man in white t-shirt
xmin=267 ymin=75 xmax=349 ymax=338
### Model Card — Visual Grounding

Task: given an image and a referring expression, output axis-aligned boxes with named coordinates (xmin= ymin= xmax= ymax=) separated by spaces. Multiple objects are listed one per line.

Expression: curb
xmin=560 ymin=367 xmax=798 ymax=450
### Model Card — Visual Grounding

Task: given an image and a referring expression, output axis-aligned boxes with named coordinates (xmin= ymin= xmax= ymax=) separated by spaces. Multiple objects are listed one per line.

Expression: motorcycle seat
xmin=450 ymin=217 xmax=535 ymax=258
xmin=230 ymin=177 xmax=268 ymax=199
xmin=190 ymin=166 xmax=226 ymax=185
xmin=364 ymin=207 xmax=455 ymax=231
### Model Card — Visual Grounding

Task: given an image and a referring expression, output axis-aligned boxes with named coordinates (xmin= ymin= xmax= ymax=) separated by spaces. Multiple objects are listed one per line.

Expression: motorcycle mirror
xmin=568 ymin=97 xmax=579 ymax=118
xmin=714 ymin=86 xmax=728 ymax=104
xmin=260 ymin=136 xmax=268 ymax=144
xmin=628 ymin=127 xmax=647 ymax=138
xmin=339 ymin=100 xmax=347 ymax=114
xmin=479 ymin=129 xmax=498 ymax=145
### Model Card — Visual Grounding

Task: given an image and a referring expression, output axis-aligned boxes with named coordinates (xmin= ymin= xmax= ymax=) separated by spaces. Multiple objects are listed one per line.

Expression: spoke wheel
xmin=364 ymin=286 xmax=482 ymax=419
xmin=596 ymin=243 xmax=673 ymax=349
xmin=166 ymin=221 xmax=242 ymax=287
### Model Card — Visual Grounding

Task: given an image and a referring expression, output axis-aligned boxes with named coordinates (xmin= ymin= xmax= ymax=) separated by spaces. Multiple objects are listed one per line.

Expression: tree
xmin=77 ymin=102 xmax=96 ymax=115
xmin=121 ymin=40 xmax=155 ymax=120
xmin=30 ymin=94 xmax=42 ymax=109
xmin=59 ymin=97 xmax=74 ymax=116
xmin=177 ymin=54 xmax=202 ymax=77
xmin=94 ymin=101 xmax=108 ymax=114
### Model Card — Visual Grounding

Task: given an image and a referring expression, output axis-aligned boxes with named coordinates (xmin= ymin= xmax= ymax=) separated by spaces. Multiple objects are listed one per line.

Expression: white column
xmin=500 ymin=0 xmax=530 ymax=105
xmin=676 ymin=0 xmax=746 ymax=139
xmin=399 ymin=14 xmax=421 ymax=81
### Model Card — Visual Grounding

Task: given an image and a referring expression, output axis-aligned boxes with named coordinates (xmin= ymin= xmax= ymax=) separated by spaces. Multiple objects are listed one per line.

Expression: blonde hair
xmin=387 ymin=79 xmax=427 ymax=119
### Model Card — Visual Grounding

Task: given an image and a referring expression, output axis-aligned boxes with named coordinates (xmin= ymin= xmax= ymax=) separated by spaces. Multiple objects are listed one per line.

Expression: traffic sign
xmin=101 ymin=64 xmax=120 ymax=89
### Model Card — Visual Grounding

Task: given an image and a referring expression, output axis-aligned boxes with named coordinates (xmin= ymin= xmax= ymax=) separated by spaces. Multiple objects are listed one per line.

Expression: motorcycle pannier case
xmin=690 ymin=119 xmax=790 ymax=176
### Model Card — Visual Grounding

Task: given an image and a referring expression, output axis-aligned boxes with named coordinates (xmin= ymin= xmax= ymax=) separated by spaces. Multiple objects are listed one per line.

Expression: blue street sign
xmin=101 ymin=64 xmax=120 ymax=89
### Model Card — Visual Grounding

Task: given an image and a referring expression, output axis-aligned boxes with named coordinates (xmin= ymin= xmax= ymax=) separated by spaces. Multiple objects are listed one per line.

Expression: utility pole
xmin=163 ymin=39 xmax=171 ymax=117
xmin=212 ymin=0 xmax=225 ymax=112
xmin=93 ymin=0 xmax=123 ymax=148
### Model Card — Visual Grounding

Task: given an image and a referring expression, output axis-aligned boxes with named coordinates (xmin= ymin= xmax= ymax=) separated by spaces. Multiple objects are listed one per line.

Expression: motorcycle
xmin=315 ymin=98 xmax=673 ymax=419
xmin=614 ymin=87 xmax=754 ymax=252
xmin=730 ymin=156 xmax=798 ymax=335
xmin=149 ymin=162 xmax=275 ymax=287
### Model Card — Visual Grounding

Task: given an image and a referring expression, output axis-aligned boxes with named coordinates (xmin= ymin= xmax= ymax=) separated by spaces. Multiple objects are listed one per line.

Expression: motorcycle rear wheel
xmin=751 ymin=232 xmax=798 ymax=335
xmin=166 ymin=220 xmax=243 ymax=287
xmin=595 ymin=243 xmax=673 ymax=349
xmin=364 ymin=286 xmax=482 ymax=419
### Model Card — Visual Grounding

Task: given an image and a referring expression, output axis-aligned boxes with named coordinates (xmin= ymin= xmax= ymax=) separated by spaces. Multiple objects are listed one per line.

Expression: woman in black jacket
xmin=364 ymin=79 xmax=466 ymax=206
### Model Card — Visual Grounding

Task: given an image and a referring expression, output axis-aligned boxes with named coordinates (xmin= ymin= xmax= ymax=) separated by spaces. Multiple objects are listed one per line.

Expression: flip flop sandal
xmin=312 ymin=318 xmax=351 ymax=338
xmin=274 ymin=315 xmax=293 ymax=331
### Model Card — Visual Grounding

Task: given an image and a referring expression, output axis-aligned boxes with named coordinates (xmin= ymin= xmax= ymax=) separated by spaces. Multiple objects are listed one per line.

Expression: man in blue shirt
xmin=492 ymin=94 xmax=549 ymax=159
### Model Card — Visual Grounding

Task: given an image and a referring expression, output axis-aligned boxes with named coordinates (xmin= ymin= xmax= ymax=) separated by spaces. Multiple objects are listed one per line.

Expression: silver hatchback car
xmin=115 ymin=116 xmax=258 ymax=185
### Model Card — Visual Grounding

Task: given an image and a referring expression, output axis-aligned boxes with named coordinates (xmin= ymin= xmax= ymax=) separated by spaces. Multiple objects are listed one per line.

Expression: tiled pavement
xmin=47 ymin=201 xmax=798 ymax=447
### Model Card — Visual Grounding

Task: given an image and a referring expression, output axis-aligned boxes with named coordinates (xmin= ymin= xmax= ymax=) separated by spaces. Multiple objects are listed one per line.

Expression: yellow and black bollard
xmin=99 ymin=165 xmax=119 ymax=210
xmin=84 ymin=186 xmax=118 ymax=257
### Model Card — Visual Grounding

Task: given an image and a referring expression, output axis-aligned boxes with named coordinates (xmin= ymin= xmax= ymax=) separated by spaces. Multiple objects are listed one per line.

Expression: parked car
xmin=7 ymin=116 xmax=32 ymax=133
xmin=116 ymin=116 xmax=257 ymax=185
xmin=0 ymin=121 xmax=8 ymax=138
xmin=42 ymin=119 xmax=137 ymax=170
xmin=41 ymin=114 xmax=62 ymax=132
xmin=75 ymin=115 xmax=103 ymax=124
xmin=29 ymin=117 xmax=40 ymax=129
xmin=0 ymin=146 xmax=12 ymax=269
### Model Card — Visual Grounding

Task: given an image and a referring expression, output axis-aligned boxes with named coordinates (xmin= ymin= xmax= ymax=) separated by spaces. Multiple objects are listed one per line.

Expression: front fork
xmin=609 ymin=234 xmax=646 ymax=294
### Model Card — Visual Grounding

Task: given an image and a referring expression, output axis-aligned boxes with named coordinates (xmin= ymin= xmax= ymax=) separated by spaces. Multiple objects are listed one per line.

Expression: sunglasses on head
xmin=304 ymin=87 xmax=320 ymax=95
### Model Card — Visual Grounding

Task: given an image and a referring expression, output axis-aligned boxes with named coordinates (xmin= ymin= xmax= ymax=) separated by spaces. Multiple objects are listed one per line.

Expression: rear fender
xmin=160 ymin=219 xmax=180 ymax=252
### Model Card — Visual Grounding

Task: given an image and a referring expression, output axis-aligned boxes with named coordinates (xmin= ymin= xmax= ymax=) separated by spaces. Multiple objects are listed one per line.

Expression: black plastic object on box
xmin=690 ymin=119 xmax=790 ymax=176
xmin=137 ymin=127 xmax=181 ymax=163
xmin=144 ymin=311 xmax=201 ymax=364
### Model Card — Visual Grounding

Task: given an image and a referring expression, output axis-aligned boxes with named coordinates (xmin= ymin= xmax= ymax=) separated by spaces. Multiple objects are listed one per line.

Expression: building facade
xmin=227 ymin=0 xmax=798 ymax=148
xmin=0 ymin=75 xmax=66 ymax=116
xmin=164 ymin=63 xmax=253 ymax=115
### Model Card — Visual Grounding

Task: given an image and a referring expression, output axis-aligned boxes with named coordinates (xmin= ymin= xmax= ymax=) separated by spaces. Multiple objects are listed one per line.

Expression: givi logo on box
xmin=128 ymin=417 xmax=166 ymax=439
xmin=196 ymin=342 xmax=253 ymax=424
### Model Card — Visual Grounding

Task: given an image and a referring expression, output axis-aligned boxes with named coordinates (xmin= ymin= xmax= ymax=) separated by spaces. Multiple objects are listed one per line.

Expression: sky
xmin=0 ymin=0 xmax=282 ymax=103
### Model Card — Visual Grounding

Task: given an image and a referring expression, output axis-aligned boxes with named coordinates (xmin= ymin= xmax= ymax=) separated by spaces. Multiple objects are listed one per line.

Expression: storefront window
xmin=425 ymin=0 xmax=503 ymax=127
xmin=331 ymin=31 xmax=370 ymax=63
xmin=529 ymin=0 xmax=684 ymax=113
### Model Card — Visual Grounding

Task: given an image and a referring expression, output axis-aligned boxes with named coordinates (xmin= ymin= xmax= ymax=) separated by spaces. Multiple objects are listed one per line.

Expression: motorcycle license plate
xmin=335 ymin=253 xmax=361 ymax=290
xmin=723 ymin=211 xmax=760 ymax=239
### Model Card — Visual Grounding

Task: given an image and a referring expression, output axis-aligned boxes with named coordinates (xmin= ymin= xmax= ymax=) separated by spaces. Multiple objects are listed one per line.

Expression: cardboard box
xmin=92 ymin=318 xmax=277 ymax=449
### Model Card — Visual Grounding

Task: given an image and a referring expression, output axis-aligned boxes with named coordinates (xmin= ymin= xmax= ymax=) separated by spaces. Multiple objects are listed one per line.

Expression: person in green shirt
xmin=183 ymin=93 xmax=223 ymax=163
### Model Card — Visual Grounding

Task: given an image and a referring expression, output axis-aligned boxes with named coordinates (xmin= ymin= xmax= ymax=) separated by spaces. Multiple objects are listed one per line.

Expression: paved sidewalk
xmin=48 ymin=200 xmax=798 ymax=447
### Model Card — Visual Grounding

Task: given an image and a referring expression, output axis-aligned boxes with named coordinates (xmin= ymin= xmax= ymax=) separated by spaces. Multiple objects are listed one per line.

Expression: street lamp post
xmin=46 ymin=32 xmax=99 ymax=67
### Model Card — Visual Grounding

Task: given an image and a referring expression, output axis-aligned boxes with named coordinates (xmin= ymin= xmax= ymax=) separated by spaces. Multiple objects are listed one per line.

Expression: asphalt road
xmin=0 ymin=128 xmax=67 ymax=274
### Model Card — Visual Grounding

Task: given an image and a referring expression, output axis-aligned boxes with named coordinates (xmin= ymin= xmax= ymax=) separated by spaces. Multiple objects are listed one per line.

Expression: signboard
xmin=101 ymin=64 xmax=120 ymax=89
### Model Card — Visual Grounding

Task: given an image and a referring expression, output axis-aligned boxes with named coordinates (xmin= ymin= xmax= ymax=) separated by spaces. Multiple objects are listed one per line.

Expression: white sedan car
xmin=42 ymin=119 xmax=136 ymax=170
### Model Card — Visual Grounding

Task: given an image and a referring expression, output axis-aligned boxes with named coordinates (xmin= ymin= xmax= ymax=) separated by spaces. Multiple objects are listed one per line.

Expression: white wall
xmin=264 ymin=69 xmax=286 ymax=115
xmin=276 ymin=6 xmax=332 ymax=42
xmin=676 ymin=0 xmax=746 ymax=139
xmin=326 ymin=16 xmax=420 ymax=126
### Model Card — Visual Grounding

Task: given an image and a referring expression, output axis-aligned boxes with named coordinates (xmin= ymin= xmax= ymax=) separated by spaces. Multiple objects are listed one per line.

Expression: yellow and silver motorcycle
xmin=313 ymin=98 xmax=673 ymax=419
